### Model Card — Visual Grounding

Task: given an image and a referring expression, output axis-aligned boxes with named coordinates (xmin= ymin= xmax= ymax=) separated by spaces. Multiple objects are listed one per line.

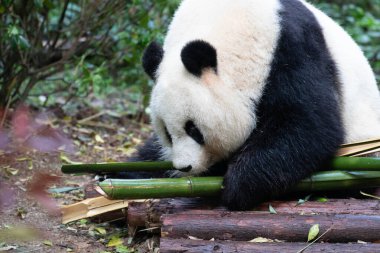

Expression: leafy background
xmin=0 ymin=0 xmax=379 ymax=117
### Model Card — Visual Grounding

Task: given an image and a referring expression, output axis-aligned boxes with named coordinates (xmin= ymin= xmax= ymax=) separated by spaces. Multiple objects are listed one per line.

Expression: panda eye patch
xmin=164 ymin=126 xmax=172 ymax=144
xmin=185 ymin=120 xmax=204 ymax=145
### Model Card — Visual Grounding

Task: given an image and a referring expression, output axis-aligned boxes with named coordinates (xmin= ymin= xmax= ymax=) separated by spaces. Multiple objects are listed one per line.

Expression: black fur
xmin=184 ymin=120 xmax=205 ymax=145
xmin=142 ymin=42 xmax=164 ymax=80
xmin=221 ymin=0 xmax=343 ymax=210
xmin=181 ymin=40 xmax=217 ymax=77
xmin=130 ymin=0 xmax=344 ymax=210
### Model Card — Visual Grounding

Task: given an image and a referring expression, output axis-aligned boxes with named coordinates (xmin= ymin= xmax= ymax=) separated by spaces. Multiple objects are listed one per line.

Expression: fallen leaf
xmin=60 ymin=153 xmax=81 ymax=165
xmin=43 ymin=240 xmax=53 ymax=246
xmin=95 ymin=134 xmax=105 ymax=143
xmin=269 ymin=204 xmax=277 ymax=214
xmin=0 ymin=245 xmax=17 ymax=251
xmin=115 ymin=245 xmax=132 ymax=253
xmin=296 ymin=194 xmax=312 ymax=206
xmin=16 ymin=207 xmax=27 ymax=219
xmin=48 ymin=187 xmax=81 ymax=194
xmin=249 ymin=237 xmax=274 ymax=243
xmin=95 ymin=227 xmax=107 ymax=235
xmin=27 ymin=160 xmax=33 ymax=170
xmin=307 ymin=224 xmax=319 ymax=242
xmin=316 ymin=197 xmax=328 ymax=202
xmin=188 ymin=236 xmax=202 ymax=240
xmin=5 ymin=167 xmax=18 ymax=176
xmin=107 ymin=236 xmax=123 ymax=247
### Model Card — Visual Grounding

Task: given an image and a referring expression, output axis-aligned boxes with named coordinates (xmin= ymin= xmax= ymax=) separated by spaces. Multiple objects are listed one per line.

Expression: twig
xmin=77 ymin=111 xmax=106 ymax=124
xmin=296 ymin=226 xmax=334 ymax=253
xmin=51 ymin=0 xmax=70 ymax=49
xmin=77 ymin=121 xmax=116 ymax=130
xmin=0 ymin=94 xmax=12 ymax=127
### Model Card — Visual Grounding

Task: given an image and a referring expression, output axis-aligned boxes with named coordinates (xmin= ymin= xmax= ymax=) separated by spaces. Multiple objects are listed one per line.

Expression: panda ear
xmin=181 ymin=40 xmax=217 ymax=77
xmin=142 ymin=41 xmax=164 ymax=80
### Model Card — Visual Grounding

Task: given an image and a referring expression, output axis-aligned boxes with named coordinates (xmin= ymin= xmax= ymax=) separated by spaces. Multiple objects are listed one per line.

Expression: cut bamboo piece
xmin=61 ymin=196 xmax=130 ymax=224
xmin=127 ymin=198 xmax=380 ymax=228
xmin=160 ymin=239 xmax=380 ymax=253
xmin=338 ymin=138 xmax=380 ymax=156
xmin=161 ymin=212 xmax=380 ymax=242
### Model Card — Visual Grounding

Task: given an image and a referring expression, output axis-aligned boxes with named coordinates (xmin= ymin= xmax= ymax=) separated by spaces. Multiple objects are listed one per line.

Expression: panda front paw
xmin=221 ymin=169 xmax=260 ymax=211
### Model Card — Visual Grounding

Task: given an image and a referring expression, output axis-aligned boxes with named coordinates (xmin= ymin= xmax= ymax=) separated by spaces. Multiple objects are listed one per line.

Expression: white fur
xmin=303 ymin=1 xmax=380 ymax=143
xmin=150 ymin=0 xmax=380 ymax=174
xmin=150 ymin=0 xmax=282 ymax=174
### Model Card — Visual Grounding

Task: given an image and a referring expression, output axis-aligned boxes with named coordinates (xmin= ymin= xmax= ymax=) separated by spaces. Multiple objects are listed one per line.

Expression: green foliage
xmin=313 ymin=0 xmax=380 ymax=83
xmin=0 ymin=0 xmax=180 ymax=110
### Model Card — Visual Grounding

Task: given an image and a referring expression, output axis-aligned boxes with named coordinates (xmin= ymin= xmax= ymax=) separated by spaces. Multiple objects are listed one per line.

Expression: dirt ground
xmin=0 ymin=103 xmax=156 ymax=253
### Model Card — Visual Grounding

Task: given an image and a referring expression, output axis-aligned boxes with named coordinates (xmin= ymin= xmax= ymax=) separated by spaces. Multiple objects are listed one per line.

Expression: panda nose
xmin=176 ymin=165 xmax=192 ymax=172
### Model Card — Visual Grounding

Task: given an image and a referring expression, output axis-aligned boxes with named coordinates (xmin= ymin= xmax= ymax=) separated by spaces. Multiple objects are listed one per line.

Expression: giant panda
xmin=130 ymin=0 xmax=380 ymax=210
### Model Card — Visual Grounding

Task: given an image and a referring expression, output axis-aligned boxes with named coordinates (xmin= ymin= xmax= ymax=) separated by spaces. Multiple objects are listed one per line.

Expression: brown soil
xmin=0 ymin=105 xmax=157 ymax=253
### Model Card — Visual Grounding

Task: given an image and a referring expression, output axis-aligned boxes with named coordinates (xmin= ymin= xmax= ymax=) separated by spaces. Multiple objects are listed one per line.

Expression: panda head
xmin=142 ymin=40 xmax=255 ymax=175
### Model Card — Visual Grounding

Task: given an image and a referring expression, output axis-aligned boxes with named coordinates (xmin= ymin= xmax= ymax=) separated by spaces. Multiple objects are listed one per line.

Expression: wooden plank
xmin=161 ymin=212 xmax=380 ymax=242
xmin=160 ymin=239 xmax=380 ymax=253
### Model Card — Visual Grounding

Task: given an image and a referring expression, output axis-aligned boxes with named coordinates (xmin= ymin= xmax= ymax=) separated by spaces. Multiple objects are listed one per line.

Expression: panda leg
xmin=221 ymin=111 xmax=343 ymax=210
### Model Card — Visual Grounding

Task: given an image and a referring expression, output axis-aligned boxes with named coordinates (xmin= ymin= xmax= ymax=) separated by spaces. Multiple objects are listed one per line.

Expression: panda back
xmin=303 ymin=2 xmax=380 ymax=142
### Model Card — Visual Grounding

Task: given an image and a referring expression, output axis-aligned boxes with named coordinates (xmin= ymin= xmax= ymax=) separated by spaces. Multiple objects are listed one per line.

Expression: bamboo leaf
xmin=307 ymin=224 xmax=319 ymax=242
xmin=269 ymin=204 xmax=277 ymax=214
xmin=316 ymin=197 xmax=328 ymax=202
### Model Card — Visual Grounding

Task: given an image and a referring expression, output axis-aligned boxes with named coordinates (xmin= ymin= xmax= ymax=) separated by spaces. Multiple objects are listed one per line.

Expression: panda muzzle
xmin=176 ymin=165 xmax=192 ymax=172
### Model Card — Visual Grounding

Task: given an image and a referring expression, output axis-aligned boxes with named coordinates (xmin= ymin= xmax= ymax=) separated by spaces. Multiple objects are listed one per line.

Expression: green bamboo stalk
xmin=97 ymin=171 xmax=380 ymax=199
xmin=332 ymin=157 xmax=380 ymax=171
xmin=61 ymin=161 xmax=173 ymax=174
xmin=62 ymin=157 xmax=380 ymax=174
xmin=96 ymin=177 xmax=223 ymax=199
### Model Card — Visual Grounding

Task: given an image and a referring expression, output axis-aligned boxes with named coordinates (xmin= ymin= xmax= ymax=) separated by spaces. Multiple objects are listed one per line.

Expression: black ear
xmin=142 ymin=41 xmax=164 ymax=80
xmin=181 ymin=40 xmax=217 ymax=77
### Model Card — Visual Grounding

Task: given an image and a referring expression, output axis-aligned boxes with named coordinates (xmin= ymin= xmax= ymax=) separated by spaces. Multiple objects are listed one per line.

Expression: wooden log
xmin=127 ymin=198 xmax=380 ymax=227
xmin=160 ymin=238 xmax=380 ymax=253
xmin=161 ymin=212 xmax=380 ymax=242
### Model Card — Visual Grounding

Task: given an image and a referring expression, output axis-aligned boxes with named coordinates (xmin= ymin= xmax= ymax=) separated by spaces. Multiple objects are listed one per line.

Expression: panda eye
xmin=184 ymin=120 xmax=204 ymax=145
xmin=164 ymin=126 xmax=172 ymax=145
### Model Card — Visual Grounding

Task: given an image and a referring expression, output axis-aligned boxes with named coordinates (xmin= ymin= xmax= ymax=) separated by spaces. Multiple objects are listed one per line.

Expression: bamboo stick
xmin=61 ymin=161 xmax=173 ymax=174
xmin=332 ymin=157 xmax=380 ymax=171
xmin=96 ymin=171 xmax=380 ymax=200
xmin=61 ymin=157 xmax=380 ymax=174
xmin=96 ymin=177 xmax=223 ymax=199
